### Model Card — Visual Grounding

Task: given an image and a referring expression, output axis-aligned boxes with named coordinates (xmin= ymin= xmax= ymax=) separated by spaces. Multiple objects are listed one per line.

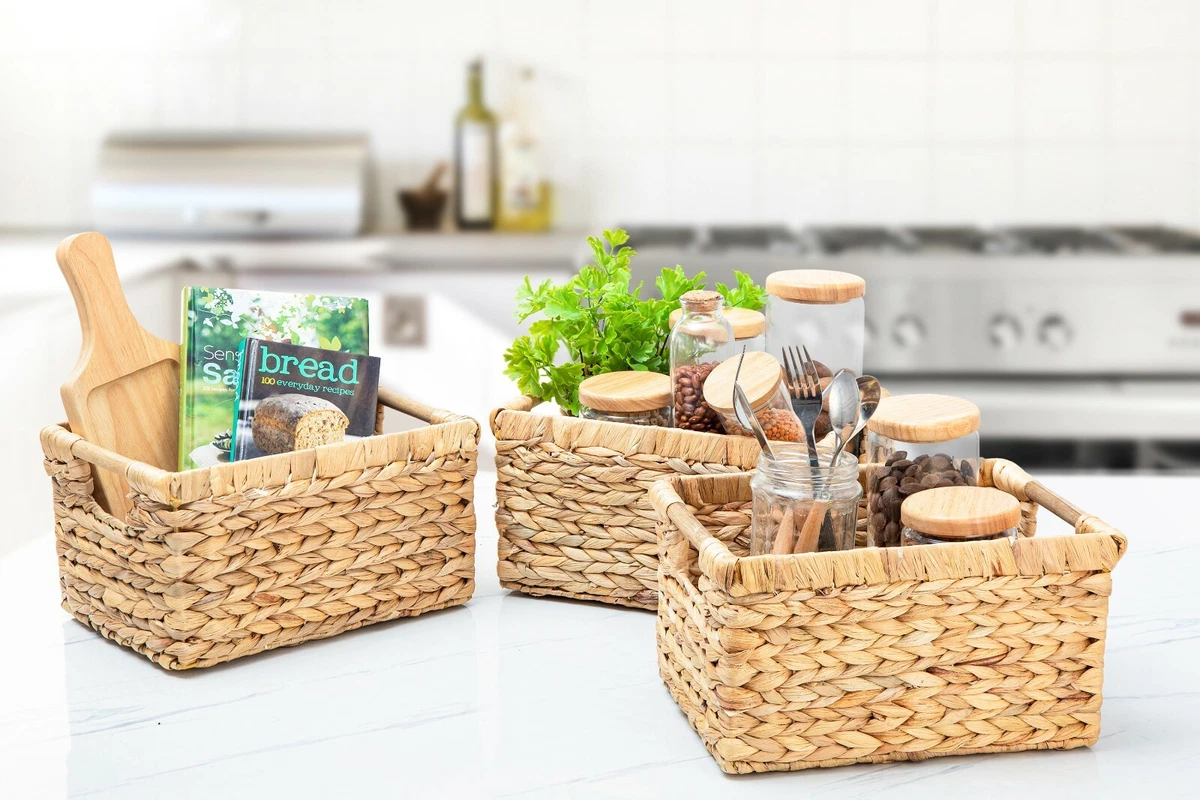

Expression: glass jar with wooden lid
xmin=751 ymin=444 xmax=860 ymax=555
xmin=702 ymin=351 xmax=801 ymax=442
xmin=765 ymin=269 xmax=866 ymax=377
xmin=668 ymin=290 xmax=738 ymax=433
xmin=864 ymin=393 xmax=981 ymax=548
xmin=578 ymin=370 xmax=670 ymax=426
xmin=900 ymin=486 xmax=1020 ymax=546
xmin=671 ymin=305 xmax=766 ymax=353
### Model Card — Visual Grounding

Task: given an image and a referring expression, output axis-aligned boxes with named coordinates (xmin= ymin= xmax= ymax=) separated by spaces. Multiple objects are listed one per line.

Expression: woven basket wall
xmin=649 ymin=459 xmax=1126 ymax=774
xmin=40 ymin=388 xmax=479 ymax=670
xmin=492 ymin=396 xmax=764 ymax=609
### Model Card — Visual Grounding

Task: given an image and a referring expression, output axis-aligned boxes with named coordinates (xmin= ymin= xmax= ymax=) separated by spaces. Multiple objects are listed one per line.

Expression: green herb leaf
xmin=717 ymin=270 xmax=768 ymax=310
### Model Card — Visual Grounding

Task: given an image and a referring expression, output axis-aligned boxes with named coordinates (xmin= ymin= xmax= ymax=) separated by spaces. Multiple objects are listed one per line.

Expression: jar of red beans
xmin=668 ymin=291 xmax=737 ymax=432
xmin=701 ymin=351 xmax=802 ymax=443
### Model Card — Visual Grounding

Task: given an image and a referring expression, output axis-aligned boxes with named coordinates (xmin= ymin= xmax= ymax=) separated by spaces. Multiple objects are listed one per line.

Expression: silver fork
xmin=784 ymin=345 xmax=834 ymax=550
xmin=781 ymin=345 xmax=823 ymax=472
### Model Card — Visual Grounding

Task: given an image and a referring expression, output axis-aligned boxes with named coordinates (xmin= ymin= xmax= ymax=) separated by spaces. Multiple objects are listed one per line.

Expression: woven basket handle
xmin=648 ymin=480 xmax=739 ymax=583
xmin=490 ymin=395 xmax=543 ymax=432
xmin=986 ymin=459 xmax=1126 ymax=557
xmin=378 ymin=387 xmax=466 ymax=427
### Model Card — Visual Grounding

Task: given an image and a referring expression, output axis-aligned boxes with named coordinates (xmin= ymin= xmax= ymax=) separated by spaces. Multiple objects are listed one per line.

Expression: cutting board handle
xmin=56 ymin=232 xmax=142 ymax=363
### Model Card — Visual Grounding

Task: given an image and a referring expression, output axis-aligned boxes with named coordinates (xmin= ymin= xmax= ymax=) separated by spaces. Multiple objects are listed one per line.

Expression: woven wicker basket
xmin=40 ymin=388 xmax=479 ymax=670
xmin=649 ymin=459 xmax=1126 ymax=774
xmin=492 ymin=396 xmax=763 ymax=609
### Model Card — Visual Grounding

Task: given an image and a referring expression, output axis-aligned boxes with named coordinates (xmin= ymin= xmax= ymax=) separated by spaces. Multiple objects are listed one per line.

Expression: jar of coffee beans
xmin=701 ymin=351 xmax=802 ymax=442
xmin=765 ymin=269 xmax=866 ymax=377
xmin=669 ymin=291 xmax=738 ymax=432
xmin=751 ymin=445 xmax=861 ymax=555
xmin=864 ymin=394 xmax=981 ymax=548
xmin=578 ymin=371 xmax=670 ymax=427
xmin=901 ymin=486 xmax=1020 ymax=547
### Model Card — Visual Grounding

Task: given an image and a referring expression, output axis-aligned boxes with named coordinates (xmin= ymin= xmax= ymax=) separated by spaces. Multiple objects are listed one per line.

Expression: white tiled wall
xmin=1 ymin=0 xmax=1199 ymax=229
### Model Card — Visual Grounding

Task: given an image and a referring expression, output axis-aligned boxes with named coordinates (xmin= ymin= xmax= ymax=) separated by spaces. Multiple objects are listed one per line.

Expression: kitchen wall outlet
xmin=384 ymin=294 xmax=426 ymax=347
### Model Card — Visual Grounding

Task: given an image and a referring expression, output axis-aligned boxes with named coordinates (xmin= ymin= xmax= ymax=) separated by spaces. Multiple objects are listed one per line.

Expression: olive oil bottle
xmin=454 ymin=60 xmax=498 ymax=230
xmin=498 ymin=67 xmax=552 ymax=232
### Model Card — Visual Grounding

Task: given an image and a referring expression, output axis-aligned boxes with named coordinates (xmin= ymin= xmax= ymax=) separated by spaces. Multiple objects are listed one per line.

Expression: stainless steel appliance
xmin=616 ymin=224 xmax=1200 ymax=470
xmin=92 ymin=132 xmax=368 ymax=237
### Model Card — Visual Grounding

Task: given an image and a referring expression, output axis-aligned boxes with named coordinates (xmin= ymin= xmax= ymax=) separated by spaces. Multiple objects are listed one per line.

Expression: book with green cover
xmin=179 ymin=287 xmax=370 ymax=470
xmin=231 ymin=338 xmax=381 ymax=461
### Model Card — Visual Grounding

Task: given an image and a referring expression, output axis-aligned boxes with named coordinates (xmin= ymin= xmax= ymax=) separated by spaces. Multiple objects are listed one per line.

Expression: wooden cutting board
xmin=57 ymin=232 xmax=180 ymax=519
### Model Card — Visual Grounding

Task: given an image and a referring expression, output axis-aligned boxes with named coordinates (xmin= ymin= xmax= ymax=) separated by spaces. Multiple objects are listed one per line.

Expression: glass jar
xmin=701 ymin=351 xmax=801 ymax=442
xmin=864 ymin=394 xmax=982 ymax=548
xmin=671 ymin=306 xmax=766 ymax=353
xmin=900 ymin=486 xmax=1020 ymax=546
xmin=578 ymin=370 xmax=670 ymax=427
xmin=750 ymin=445 xmax=861 ymax=555
xmin=669 ymin=290 xmax=738 ymax=432
xmin=765 ymin=269 xmax=866 ymax=377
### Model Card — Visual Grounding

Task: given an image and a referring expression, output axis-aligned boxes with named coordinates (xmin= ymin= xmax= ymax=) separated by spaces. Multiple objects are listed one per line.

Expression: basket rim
xmin=42 ymin=386 xmax=480 ymax=509
xmin=650 ymin=458 xmax=1127 ymax=594
xmin=491 ymin=394 xmax=765 ymax=467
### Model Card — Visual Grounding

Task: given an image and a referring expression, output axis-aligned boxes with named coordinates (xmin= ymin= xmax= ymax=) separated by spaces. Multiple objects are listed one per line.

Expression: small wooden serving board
xmin=57 ymin=232 xmax=180 ymax=518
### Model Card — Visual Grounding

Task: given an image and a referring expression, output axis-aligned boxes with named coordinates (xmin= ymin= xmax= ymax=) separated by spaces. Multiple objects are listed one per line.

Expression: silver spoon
xmin=732 ymin=347 xmax=776 ymax=460
xmin=829 ymin=375 xmax=882 ymax=467
xmin=825 ymin=369 xmax=860 ymax=466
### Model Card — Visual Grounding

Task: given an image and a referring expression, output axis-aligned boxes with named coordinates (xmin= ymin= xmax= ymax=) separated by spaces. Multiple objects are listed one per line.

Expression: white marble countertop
xmin=1 ymin=470 xmax=1196 ymax=799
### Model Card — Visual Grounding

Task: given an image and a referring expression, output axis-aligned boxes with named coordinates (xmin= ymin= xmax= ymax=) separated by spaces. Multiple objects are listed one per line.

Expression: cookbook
xmin=231 ymin=338 xmax=381 ymax=461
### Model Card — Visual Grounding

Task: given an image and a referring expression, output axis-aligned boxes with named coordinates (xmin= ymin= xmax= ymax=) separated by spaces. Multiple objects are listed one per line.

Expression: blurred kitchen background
xmin=4 ymin=0 xmax=1200 ymax=521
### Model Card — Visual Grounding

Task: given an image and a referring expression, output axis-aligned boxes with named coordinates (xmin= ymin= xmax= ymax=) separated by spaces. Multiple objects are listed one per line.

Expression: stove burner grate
xmin=1106 ymin=225 xmax=1200 ymax=253
xmin=707 ymin=225 xmax=799 ymax=251
xmin=1005 ymin=226 xmax=1125 ymax=255
xmin=810 ymin=226 xmax=911 ymax=254
xmin=616 ymin=225 xmax=697 ymax=250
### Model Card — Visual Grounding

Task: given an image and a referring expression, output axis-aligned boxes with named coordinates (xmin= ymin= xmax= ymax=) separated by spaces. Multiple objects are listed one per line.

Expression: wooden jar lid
xmin=901 ymin=486 xmax=1021 ymax=538
xmin=670 ymin=306 xmax=765 ymax=339
xmin=578 ymin=371 xmax=671 ymax=413
xmin=867 ymin=393 xmax=980 ymax=443
xmin=765 ymin=269 xmax=866 ymax=304
xmin=702 ymin=351 xmax=782 ymax=413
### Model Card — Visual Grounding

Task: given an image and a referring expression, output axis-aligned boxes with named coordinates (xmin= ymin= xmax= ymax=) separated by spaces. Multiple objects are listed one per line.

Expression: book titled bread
xmin=232 ymin=338 xmax=381 ymax=461
xmin=179 ymin=287 xmax=370 ymax=470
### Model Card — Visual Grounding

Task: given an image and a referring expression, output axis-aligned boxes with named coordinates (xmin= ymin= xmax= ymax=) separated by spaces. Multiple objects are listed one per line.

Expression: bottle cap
xmin=702 ymin=351 xmax=783 ymax=413
xmin=578 ymin=371 xmax=671 ymax=413
xmin=867 ymin=394 xmax=980 ymax=443
xmin=766 ymin=269 xmax=866 ymax=304
xmin=679 ymin=290 xmax=722 ymax=312
xmin=901 ymin=486 xmax=1021 ymax=539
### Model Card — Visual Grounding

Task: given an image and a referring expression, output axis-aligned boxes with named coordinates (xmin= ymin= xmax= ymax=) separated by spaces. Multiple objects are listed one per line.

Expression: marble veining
xmin=1 ymin=471 xmax=1197 ymax=799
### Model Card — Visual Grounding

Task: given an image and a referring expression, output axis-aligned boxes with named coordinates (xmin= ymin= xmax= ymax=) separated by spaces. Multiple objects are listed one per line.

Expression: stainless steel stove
xmin=616 ymin=223 xmax=1200 ymax=470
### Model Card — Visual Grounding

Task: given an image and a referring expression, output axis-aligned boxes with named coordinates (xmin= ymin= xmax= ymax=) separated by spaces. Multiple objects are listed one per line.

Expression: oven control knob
xmin=891 ymin=315 xmax=925 ymax=348
xmin=1038 ymin=315 xmax=1072 ymax=350
xmin=988 ymin=314 xmax=1022 ymax=348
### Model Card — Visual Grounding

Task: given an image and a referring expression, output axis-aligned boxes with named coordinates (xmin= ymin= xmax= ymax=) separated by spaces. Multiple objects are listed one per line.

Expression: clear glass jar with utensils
xmin=669 ymin=290 xmax=738 ymax=433
xmin=765 ymin=270 xmax=866 ymax=378
xmin=671 ymin=306 xmax=766 ymax=354
xmin=864 ymin=394 xmax=981 ymax=548
xmin=751 ymin=445 xmax=861 ymax=555
xmin=578 ymin=371 xmax=670 ymax=426
xmin=901 ymin=486 xmax=1020 ymax=547
xmin=702 ymin=351 xmax=801 ymax=442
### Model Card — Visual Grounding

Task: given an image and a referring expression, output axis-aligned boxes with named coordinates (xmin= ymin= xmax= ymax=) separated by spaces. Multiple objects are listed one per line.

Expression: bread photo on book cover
xmin=252 ymin=394 xmax=349 ymax=454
